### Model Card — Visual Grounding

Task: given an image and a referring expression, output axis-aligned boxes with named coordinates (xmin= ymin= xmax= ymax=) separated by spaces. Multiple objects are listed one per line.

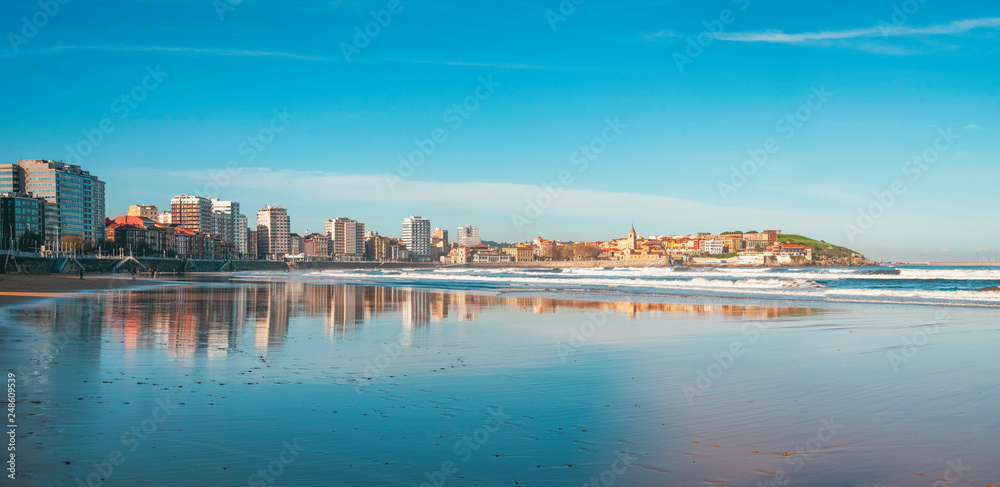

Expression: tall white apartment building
xmin=211 ymin=198 xmax=242 ymax=247
xmin=456 ymin=225 xmax=481 ymax=247
xmin=236 ymin=213 xmax=248 ymax=255
xmin=402 ymin=215 xmax=431 ymax=261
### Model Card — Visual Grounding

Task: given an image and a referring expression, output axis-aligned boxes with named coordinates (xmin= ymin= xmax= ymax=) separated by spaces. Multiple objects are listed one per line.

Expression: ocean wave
xmin=241 ymin=265 xmax=1000 ymax=307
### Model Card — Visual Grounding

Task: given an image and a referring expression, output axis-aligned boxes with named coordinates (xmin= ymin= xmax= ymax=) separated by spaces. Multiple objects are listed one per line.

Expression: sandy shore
xmin=0 ymin=273 xmax=164 ymax=307
xmin=4 ymin=283 xmax=999 ymax=485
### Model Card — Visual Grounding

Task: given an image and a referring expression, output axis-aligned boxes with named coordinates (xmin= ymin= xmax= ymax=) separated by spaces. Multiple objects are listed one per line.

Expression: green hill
xmin=778 ymin=234 xmax=860 ymax=260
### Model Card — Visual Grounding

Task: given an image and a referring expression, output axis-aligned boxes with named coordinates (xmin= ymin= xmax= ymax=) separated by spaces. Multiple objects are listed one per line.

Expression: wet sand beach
xmin=1 ymin=279 xmax=999 ymax=486
xmin=0 ymin=274 xmax=164 ymax=308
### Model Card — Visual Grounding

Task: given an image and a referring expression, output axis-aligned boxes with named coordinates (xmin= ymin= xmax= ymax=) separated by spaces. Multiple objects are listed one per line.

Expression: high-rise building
xmin=0 ymin=192 xmax=46 ymax=251
xmin=0 ymin=160 xmax=105 ymax=243
xmin=170 ymin=195 xmax=214 ymax=235
xmin=127 ymin=205 xmax=159 ymax=220
xmin=327 ymin=217 xmax=364 ymax=260
xmin=0 ymin=165 xmax=25 ymax=193
xmin=457 ymin=224 xmax=481 ymax=247
xmin=432 ymin=227 xmax=449 ymax=247
xmin=246 ymin=228 xmax=257 ymax=257
xmin=236 ymin=213 xmax=248 ymax=255
xmin=257 ymin=205 xmax=290 ymax=260
xmin=211 ymin=199 xmax=241 ymax=246
xmin=402 ymin=215 xmax=431 ymax=261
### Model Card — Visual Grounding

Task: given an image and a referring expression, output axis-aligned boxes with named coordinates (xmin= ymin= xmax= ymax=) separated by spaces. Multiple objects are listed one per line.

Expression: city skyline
xmin=1 ymin=1 xmax=998 ymax=261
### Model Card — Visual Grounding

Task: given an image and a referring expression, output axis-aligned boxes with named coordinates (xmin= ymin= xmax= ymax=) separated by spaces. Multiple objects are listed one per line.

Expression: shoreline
xmin=0 ymin=274 xmax=170 ymax=308
xmin=300 ymin=260 xmax=880 ymax=270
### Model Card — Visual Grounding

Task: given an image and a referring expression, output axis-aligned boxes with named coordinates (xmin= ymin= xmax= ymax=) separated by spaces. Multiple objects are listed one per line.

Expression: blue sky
xmin=1 ymin=0 xmax=998 ymax=261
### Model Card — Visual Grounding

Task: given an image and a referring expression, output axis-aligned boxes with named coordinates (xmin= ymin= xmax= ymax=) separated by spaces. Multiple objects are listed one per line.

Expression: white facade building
xmin=402 ymin=215 xmax=431 ymax=261
xmin=700 ymin=238 xmax=725 ymax=255
xmin=456 ymin=224 xmax=481 ymax=247
xmin=236 ymin=213 xmax=248 ymax=255
xmin=211 ymin=199 xmax=241 ymax=247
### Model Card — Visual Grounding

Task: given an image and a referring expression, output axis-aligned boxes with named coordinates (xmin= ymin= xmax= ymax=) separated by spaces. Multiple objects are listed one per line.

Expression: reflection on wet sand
xmin=29 ymin=282 xmax=824 ymax=357
xmin=6 ymin=281 xmax=1000 ymax=486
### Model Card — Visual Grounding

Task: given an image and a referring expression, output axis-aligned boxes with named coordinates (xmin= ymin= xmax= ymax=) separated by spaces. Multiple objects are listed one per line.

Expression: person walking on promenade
xmin=78 ymin=267 xmax=84 ymax=280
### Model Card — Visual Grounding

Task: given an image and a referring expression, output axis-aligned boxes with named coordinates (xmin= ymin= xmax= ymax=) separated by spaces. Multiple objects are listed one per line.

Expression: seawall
xmin=2 ymin=256 xmax=290 ymax=275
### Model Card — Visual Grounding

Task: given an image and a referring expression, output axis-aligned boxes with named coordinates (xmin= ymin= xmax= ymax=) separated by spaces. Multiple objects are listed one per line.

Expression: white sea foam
xmin=240 ymin=265 xmax=1000 ymax=306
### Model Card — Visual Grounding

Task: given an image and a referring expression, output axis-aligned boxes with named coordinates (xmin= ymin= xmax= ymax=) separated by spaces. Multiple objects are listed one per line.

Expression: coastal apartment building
xmin=257 ymin=205 xmax=290 ymax=260
xmin=742 ymin=230 xmax=780 ymax=249
xmin=432 ymin=228 xmax=449 ymax=248
xmin=365 ymin=233 xmax=408 ymax=261
xmin=502 ymin=246 xmax=535 ymax=262
xmin=0 ymin=192 xmax=46 ymax=251
xmin=169 ymin=195 xmax=241 ymax=250
xmin=105 ymin=216 xmax=176 ymax=257
xmin=302 ymin=233 xmax=330 ymax=260
xmin=456 ymin=224 xmax=481 ymax=247
xmin=700 ymin=238 xmax=725 ymax=255
xmin=402 ymin=215 xmax=431 ymax=261
xmin=170 ymin=195 xmax=214 ymax=235
xmin=127 ymin=204 xmax=159 ymax=220
xmin=0 ymin=159 xmax=105 ymax=244
xmin=236 ymin=214 xmax=248 ymax=254
xmin=327 ymin=217 xmax=364 ymax=260
xmin=211 ymin=199 xmax=242 ymax=252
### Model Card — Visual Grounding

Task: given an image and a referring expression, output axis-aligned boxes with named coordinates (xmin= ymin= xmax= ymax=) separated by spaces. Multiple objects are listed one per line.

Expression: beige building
xmin=502 ymin=247 xmax=535 ymax=262
xmin=257 ymin=205 xmax=290 ymax=260
xmin=722 ymin=234 xmax=744 ymax=252
xmin=445 ymin=246 xmax=472 ymax=264
xmin=127 ymin=204 xmax=159 ymax=220
xmin=327 ymin=217 xmax=365 ymax=260
xmin=742 ymin=232 xmax=772 ymax=249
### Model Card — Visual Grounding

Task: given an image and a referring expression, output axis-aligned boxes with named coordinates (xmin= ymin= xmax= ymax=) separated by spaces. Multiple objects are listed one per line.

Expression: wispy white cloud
xmin=119 ymin=166 xmax=1000 ymax=255
xmin=642 ymin=29 xmax=682 ymax=41
xmin=379 ymin=58 xmax=581 ymax=71
xmin=4 ymin=44 xmax=572 ymax=70
xmin=715 ymin=17 xmax=1000 ymax=43
xmin=157 ymin=167 xmax=842 ymax=238
xmin=5 ymin=44 xmax=336 ymax=61
xmin=962 ymin=124 xmax=984 ymax=129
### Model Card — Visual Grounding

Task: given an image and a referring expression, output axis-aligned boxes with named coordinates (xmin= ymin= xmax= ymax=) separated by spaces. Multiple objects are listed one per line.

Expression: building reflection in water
xmin=37 ymin=283 xmax=825 ymax=357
